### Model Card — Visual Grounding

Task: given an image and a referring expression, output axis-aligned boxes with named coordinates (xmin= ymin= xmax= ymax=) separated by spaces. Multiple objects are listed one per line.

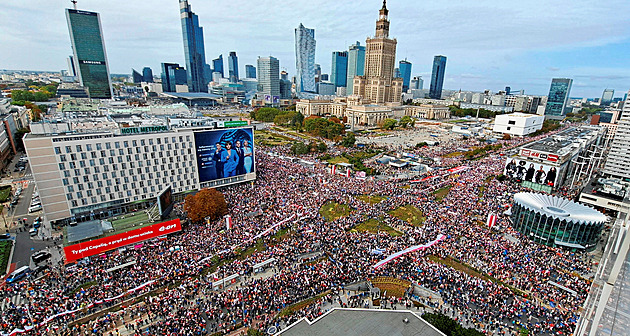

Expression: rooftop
xmin=521 ymin=126 xmax=601 ymax=157
xmin=161 ymin=92 xmax=222 ymax=100
xmin=514 ymin=192 xmax=608 ymax=224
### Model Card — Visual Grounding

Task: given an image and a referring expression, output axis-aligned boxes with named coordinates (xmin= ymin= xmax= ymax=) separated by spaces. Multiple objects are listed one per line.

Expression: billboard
xmin=64 ymin=219 xmax=182 ymax=262
xmin=157 ymin=186 xmax=173 ymax=219
xmin=504 ymin=158 xmax=558 ymax=190
xmin=194 ymin=127 xmax=255 ymax=183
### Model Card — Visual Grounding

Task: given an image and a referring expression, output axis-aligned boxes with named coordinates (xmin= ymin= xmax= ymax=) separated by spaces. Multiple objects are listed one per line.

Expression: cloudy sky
xmin=2 ymin=0 xmax=630 ymax=97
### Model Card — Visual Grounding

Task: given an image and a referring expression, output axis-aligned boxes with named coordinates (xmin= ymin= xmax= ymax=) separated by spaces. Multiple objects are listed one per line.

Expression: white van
xmin=29 ymin=205 xmax=42 ymax=213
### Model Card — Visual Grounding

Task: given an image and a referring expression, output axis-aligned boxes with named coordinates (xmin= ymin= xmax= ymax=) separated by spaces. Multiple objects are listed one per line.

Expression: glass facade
xmin=399 ymin=60 xmax=412 ymax=92
xmin=245 ymin=65 xmax=256 ymax=79
xmin=66 ymin=9 xmax=112 ymax=99
xmin=161 ymin=63 xmax=187 ymax=92
xmin=228 ymin=52 xmax=239 ymax=82
xmin=331 ymin=51 xmax=348 ymax=89
xmin=429 ymin=56 xmax=447 ymax=99
xmin=295 ymin=23 xmax=317 ymax=94
xmin=180 ymin=0 xmax=207 ymax=92
xmin=142 ymin=67 xmax=153 ymax=83
xmin=213 ymin=55 xmax=224 ymax=78
xmin=544 ymin=78 xmax=572 ymax=118
xmin=346 ymin=42 xmax=365 ymax=95
xmin=511 ymin=201 xmax=605 ymax=251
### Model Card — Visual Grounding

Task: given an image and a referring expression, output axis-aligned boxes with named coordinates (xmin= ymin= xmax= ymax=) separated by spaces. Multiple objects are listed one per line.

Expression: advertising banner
xmin=157 ymin=186 xmax=173 ymax=218
xmin=64 ymin=219 xmax=182 ymax=262
xmin=504 ymin=158 xmax=558 ymax=188
xmin=194 ymin=127 xmax=255 ymax=183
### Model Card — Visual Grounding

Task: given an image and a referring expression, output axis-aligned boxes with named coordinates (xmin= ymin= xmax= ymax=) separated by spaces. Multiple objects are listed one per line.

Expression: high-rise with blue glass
xmin=142 ymin=67 xmax=153 ymax=83
xmin=245 ymin=65 xmax=256 ymax=79
xmin=399 ymin=60 xmax=412 ymax=92
xmin=65 ymin=8 xmax=113 ymax=99
xmin=161 ymin=63 xmax=187 ymax=92
xmin=212 ymin=55 xmax=224 ymax=78
xmin=331 ymin=51 xmax=348 ymax=89
xmin=179 ymin=0 xmax=207 ymax=92
xmin=228 ymin=52 xmax=239 ymax=82
xmin=429 ymin=55 xmax=447 ymax=99
xmin=346 ymin=42 xmax=365 ymax=96
xmin=544 ymin=78 xmax=572 ymax=120
xmin=295 ymin=23 xmax=317 ymax=95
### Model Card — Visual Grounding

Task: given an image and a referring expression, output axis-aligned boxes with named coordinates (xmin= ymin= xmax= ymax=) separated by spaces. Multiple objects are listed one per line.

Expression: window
xmin=508 ymin=120 xmax=516 ymax=125
xmin=54 ymin=147 xmax=61 ymax=154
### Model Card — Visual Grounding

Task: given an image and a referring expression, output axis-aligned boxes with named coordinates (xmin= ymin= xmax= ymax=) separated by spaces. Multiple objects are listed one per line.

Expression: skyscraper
xmin=131 ymin=69 xmax=143 ymax=84
xmin=601 ymin=88 xmax=614 ymax=106
xmin=161 ymin=63 xmax=187 ymax=92
xmin=179 ymin=0 xmax=207 ymax=92
xmin=331 ymin=51 xmax=348 ymax=88
xmin=544 ymin=78 xmax=573 ymax=119
xmin=429 ymin=55 xmax=447 ymax=99
xmin=65 ymin=8 xmax=113 ymax=99
xmin=245 ymin=65 xmax=256 ymax=79
xmin=346 ymin=41 xmax=365 ymax=96
xmin=603 ymin=90 xmax=630 ymax=180
xmin=212 ymin=55 xmax=224 ymax=78
xmin=228 ymin=52 xmax=239 ymax=82
xmin=352 ymin=1 xmax=403 ymax=103
xmin=142 ymin=67 xmax=153 ymax=83
xmin=67 ymin=56 xmax=77 ymax=77
xmin=399 ymin=60 xmax=412 ymax=92
xmin=257 ymin=56 xmax=280 ymax=99
xmin=295 ymin=23 xmax=317 ymax=94
xmin=411 ymin=76 xmax=423 ymax=90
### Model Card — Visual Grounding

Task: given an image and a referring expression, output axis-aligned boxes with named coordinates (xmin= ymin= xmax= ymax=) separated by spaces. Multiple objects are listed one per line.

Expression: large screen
xmin=157 ymin=186 xmax=173 ymax=219
xmin=504 ymin=158 xmax=559 ymax=189
xmin=194 ymin=127 xmax=255 ymax=183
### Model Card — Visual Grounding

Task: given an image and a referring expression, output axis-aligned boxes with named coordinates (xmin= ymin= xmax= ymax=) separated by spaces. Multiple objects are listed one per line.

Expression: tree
xmin=415 ymin=142 xmax=428 ymax=148
xmin=382 ymin=118 xmax=397 ymax=130
xmin=184 ymin=188 xmax=228 ymax=223
xmin=290 ymin=142 xmax=309 ymax=155
xmin=14 ymin=128 xmax=30 ymax=151
xmin=502 ymin=133 xmax=511 ymax=140
xmin=252 ymin=107 xmax=281 ymax=122
xmin=341 ymin=132 xmax=356 ymax=147
xmin=400 ymin=116 xmax=415 ymax=128
xmin=291 ymin=112 xmax=305 ymax=130
xmin=317 ymin=142 xmax=328 ymax=152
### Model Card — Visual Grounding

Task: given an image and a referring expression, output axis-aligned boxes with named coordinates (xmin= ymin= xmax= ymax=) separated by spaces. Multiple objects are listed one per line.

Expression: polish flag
xmin=486 ymin=213 xmax=497 ymax=228
xmin=331 ymin=165 xmax=336 ymax=175
xmin=225 ymin=215 xmax=233 ymax=230
xmin=346 ymin=169 xmax=351 ymax=178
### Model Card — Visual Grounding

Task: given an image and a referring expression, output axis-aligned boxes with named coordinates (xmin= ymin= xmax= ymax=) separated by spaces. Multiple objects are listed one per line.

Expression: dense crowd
xmin=0 ymin=126 xmax=595 ymax=336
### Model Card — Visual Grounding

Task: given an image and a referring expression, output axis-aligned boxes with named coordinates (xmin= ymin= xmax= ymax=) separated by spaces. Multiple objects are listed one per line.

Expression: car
xmin=10 ymin=198 xmax=18 ymax=206
xmin=29 ymin=205 xmax=42 ymax=213
xmin=29 ymin=228 xmax=37 ymax=236
xmin=33 ymin=222 xmax=41 ymax=229
xmin=31 ymin=200 xmax=41 ymax=207
xmin=0 ymin=233 xmax=10 ymax=240
xmin=31 ymin=251 xmax=52 ymax=264
xmin=31 ymin=264 xmax=49 ymax=276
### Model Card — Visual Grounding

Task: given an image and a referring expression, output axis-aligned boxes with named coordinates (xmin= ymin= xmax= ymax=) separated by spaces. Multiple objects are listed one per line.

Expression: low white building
xmin=493 ymin=112 xmax=544 ymax=136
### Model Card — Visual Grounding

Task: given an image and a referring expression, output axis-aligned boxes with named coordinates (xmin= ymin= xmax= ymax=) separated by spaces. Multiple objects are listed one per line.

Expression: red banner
xmin=64 ymin=219 xmax=182 ymax=262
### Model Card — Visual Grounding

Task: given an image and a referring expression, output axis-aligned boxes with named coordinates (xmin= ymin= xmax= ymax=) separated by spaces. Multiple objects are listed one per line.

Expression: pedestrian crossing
xmin=0 ymin=294 xmax=28 ymax=311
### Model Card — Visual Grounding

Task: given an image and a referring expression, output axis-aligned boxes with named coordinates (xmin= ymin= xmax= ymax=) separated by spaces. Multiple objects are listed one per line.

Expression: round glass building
xmin=510 ymin=193 xmax=607 ymax=251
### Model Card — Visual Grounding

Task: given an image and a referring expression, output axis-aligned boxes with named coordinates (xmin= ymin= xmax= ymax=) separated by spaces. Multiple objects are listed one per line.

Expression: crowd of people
xmin=0 ymin=125 xmax=597 ymax=336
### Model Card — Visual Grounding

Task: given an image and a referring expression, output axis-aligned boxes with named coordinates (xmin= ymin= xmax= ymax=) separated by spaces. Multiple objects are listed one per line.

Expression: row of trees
xmin=449 ymin=106 xmax=497 ymax=119
xmin=530 ymin=120 xmax=560 ymax=137
xmin=290 ymin=141 xmax=327 ymax=155
xmin=304 ymin=117 xmax=345 ymax=140
xmin=380 ymin=116 xmax=416 ymax=130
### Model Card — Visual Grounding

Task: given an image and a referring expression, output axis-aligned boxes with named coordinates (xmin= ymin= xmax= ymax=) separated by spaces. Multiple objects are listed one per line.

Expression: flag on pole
xmin=330 ymin=165 xmax=336 ymax=175
xmin=225 ymin=215 xmax=233 ymax=230
xmin=486 ymin=213 xmax=497 ymax=228
xmin=346 ymin=168 xmax=351 ymax=178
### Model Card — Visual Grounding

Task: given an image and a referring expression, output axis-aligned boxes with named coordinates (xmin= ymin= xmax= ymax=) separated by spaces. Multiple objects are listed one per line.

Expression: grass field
xmin=442 ymin=152 xmax=464 ymax=158
xmin=354 ymin=219 xmax=402 ymax=236
xmin=327 ymin=156 xmax=350 ymax=164
xmin=0 ymin=186 xmax=11 ymax=203
xmin=319 ymin=202 xmax=353 ymax=222
xmin=433 ymin=186 xmax=452 ymax=202
xmin=389 ymin=205 xmax=426 ymax=226
xmin=0 ymin=240 xmax=12 ymax=275
xmin=254 ymin=130 xmax=294 ymax=146
xmin=356 ymin=195 xmax=387 ymax=204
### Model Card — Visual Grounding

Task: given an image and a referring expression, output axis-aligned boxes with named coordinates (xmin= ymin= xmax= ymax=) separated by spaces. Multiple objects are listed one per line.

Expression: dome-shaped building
xmin=511 ymin=193 xmax=607 ymax=251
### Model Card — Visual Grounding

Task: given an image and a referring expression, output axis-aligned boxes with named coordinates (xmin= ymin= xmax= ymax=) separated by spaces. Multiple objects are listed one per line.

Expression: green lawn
xmin=0 ymin=186 xmax=11 ymax=203
xmin=354 ymin=219 xmax=402 ymax=236
xmin=0 ymin=240 xmax=12 ymax=275
xmin=319 ymin=202 xmax=353 ymax=222
xmin=254 ymin=130 xmax=295 ymax=146
xmin=433 ymin=185 xmax=452 ymax=202
xmin=356 ymin=195 xmax=387 ymax=204
xmin=327 ymin=156 xmax=350 ymax=164
xmin=389 ymin=205 xmax=426 ymax=226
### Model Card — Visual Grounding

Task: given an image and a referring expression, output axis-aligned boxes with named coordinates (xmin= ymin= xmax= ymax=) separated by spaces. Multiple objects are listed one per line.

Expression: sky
xmin=2 ymin=0 xmax=630 ymax=98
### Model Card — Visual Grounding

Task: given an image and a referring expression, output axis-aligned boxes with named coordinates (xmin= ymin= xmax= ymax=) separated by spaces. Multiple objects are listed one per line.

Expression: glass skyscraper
xmin=331 ymin=51 xmax=348 ymax=89
xmin=142 ymin=67 xmax=153 ymax=83
xmin=161 ymin=63 xmax=187 ymax=92
xmin=65 ymin=8 xmax=113 ymax=99
xmin=295 ymin=23 xmax=317 ymax=94
xmin=212 ymin=55 xmax=224 ymax=78
xmin=346 ymin=41 xmax=365 ymax=96
xmin=544 ymin=78 xmax=573 ymax=119
xmin=131 ymin=69 xmax=143 ymax=84
xmin=429 ymin=55 xmax=447 ymax=99
xmin=257 ymin=56 xmax=280 ymax=100
xmin=399 ymin=60 xmax=412 ymax=92
xmin=179 ymin=0 xmax=207 ymax=92
xmin=601 ymin=89 xmax=614 ymax=106
xmin=245 ymin=65 xmax=256 ymax=79
xmin=228 ymin=52 xmax=239 ymax=82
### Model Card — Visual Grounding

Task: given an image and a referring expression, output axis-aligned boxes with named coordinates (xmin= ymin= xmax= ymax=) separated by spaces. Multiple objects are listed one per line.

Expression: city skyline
xmin=2 ymin=0 xmax=630 ymax=97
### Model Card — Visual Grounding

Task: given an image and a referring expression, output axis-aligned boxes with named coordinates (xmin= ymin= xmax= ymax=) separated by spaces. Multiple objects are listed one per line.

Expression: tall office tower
xmin=203 ymin=64 xmax=212 ymax=84
xmin=352 ymin=1 xmax=403 ymax=103
xmin=410 ymin=76 xmax=423 ymax=90
xmin=179 ymin=0 xmax=207 ymax=92
xmin=142 ymin=67 xmax=153 ymax=83
xmin=212 ymin=55 xmax=224 ymax=77
xmin=399 ymin=60 xmax=412 ymax=92
xmin=67 ymin=56 xmax=77 ymax=77
xmin=429 ymin=55 xmax=447 ymax=99
xmin=257 ymin=56 xmax=280 ymax=99
xmin=544 ymin=78 xmax=573 ymax=119
xmin=346 ymin=41 xmax=365 ymax=95
xmin=161 ymin=63 xmax=187 ymax=92
xmin=245 ymin=65 xmax=256 ymax=79
xmin=601 ymin=89 xmax=615 ymax=106
xmin=65 ymin=7 xmax=113 ymax=99
xmin=280 ymin=77 xmax=292 ymax=99
xmin=603 ymin=91 xmax=630 ymax=180
xmin=131 ymin=69 xmax=143 ymax=84
xmin=331 ymin=51 xmax=348 ymax=89
xmin=281 ymin=71 xmax=289 ymax=81
xmin=228 ymin=51 xmax=239 ymax=82
xmin=295 ymin=23 xmax=317 ymax=94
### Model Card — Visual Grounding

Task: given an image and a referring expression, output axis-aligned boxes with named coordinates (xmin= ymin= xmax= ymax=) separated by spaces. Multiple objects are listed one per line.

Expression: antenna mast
xmin=71 ymin=0 xmax=78 ymax=10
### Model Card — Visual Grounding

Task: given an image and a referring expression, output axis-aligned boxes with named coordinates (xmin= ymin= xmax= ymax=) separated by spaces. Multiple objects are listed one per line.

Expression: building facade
xmin=161 ymin=63 xmax=187 ymax=93
xmin=429 ymin=56 xmax=447 ymax=100
xmin=257 ymin=56 xmax=280 ymax=99
xmin=544 ymin=78 xmax=572 ymax=120
xmin=245 ymin=65 xmax=256 ymax=79
xmin=142 ymin=67 xmax=153 ymax=83
xmin=346 ymin=42 xmax=365 ymax=96
xmin=65 ymin=8 xmax=113 ymax=99
xmin=403 ymin=105 xmax=450 ymax=120
xmin=601 ymin=89 xmax=614 ymax=106
xmin=212 ymin=55 xmax=224 ymax=78
xmin=131 ymin=69 xmax=143 ymax=84
xmin=179 ymin=0 xmax=207 ymax=92
xmin=604 ymin=90 xmax=630 ymax=180
xmin=352 ymin=1 xmax=403 ymax=104
xmin=399 ymin=60 xmax=412 ymax=92
xmin=228 ymin=51 xmax=239 ymax=83
xmin=493 ymin=112 xmax=544 ymax=136
xmin=331 ymin=51 xmax=348 ymax=89
xmin=295 ymin=23 xmax=317 ymax=95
